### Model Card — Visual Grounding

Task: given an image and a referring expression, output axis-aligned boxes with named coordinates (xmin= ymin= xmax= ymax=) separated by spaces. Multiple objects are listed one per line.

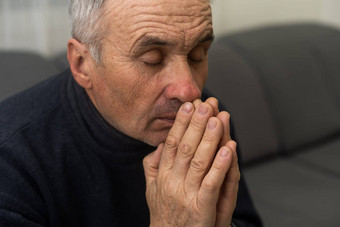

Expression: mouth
xmin=158 ymin=118 xmax=175 ymax=124
xmin=156 ymin=114 xmax=177 ymax=125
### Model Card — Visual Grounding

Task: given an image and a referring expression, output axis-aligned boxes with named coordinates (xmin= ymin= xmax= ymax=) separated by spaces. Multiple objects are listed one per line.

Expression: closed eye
xmin=188 ymin=46 xmax=205 ymax=63
xmin=140 ymin=49 xmax=164 ymax=66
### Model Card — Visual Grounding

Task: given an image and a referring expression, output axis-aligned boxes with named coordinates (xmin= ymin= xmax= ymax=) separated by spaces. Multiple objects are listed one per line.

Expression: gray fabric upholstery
xmin=206 ymin=23 xmax=340 ymax=226
xmin=218 ymin=23 xmax=340 ymax=153
xmin=294 ymin=138 xmax=340 ymax=175
xmin=206 ymin=23 xmax=340 ymax=162
xmin=244 ymin=157 xmax=340 ymax=227
xmin=206 ymin=43 xmax=279 ymax=163
xmin=0 ymin=51 xmax=59 ymax=101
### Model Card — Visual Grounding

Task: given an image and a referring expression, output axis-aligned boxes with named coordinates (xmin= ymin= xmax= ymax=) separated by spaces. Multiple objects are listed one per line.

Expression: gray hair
xmin=69 ymin=0 xmax=107 ymax=62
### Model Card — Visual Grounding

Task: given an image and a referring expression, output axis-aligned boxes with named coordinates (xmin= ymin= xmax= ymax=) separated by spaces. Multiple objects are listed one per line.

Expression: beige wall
xmin=1 ymin=1 xmax=339 ymax=56
xmin=211 ymin=0 xmax=340 ymax=36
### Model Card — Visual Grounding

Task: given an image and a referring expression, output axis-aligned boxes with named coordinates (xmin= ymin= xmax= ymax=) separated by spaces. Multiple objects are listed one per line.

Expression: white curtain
xmin=0 ymin=0 xmax=70 ymax=57
xmin=322 ymin=0 xmax=340 ymax=26
xmin=211 ymin=0 xmax=340 ymax=36
xmin=1 ymin=0 xmax=340 ymax=57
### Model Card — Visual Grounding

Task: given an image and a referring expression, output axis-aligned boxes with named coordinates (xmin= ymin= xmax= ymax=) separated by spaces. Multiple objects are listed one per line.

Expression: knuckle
xmin=176 ymin=115 xmax=189 ymax=127
xmin=165 ymin=134 xmax=179 ymax=150
xmin=177 ymin=142 xmax=193 ymax=160
xmin=190 ymin=117 xmax=204 ymax=130
xmin=228 ymin=167 xmax=241 ymax=183
xmin=162 ymin=181 xmax=178 ymax=198
xmin=190 ymin=157 xmax=206 ymax=173
xmin=202 ymin=178 xmax=218 ymax=193
xmin=211 ymin=162 xmax=225 ymax=173
xmin=202 ymin=134 xmax=215 ymax=145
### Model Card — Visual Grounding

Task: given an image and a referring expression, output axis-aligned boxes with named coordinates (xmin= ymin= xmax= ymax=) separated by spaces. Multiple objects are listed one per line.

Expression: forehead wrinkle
xmin=129 ymin=22 xmax=212 ymax=54
xmin=128 ymin=12 xmax=212 ymax=52
xmin=104 ymin=0 xmax=212 ymax=24
xmin=183 ymin=19 xmax=213 ymax=49
xmin=117 ymin=0 xmax=212 ymax=29
xmin=103 ymin=0 xmax=212 ymax=53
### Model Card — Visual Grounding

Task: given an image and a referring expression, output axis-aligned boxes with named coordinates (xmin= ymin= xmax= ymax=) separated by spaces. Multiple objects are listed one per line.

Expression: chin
xmin=140 ymin=130 xmax=169 ymax=147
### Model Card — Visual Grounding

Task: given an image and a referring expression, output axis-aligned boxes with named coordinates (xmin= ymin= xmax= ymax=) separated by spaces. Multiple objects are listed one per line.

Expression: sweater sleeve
xmin=0 ymin=209 xmax=45 ymax=227
xmin=0 ymin=144 xmax=48 ymax=227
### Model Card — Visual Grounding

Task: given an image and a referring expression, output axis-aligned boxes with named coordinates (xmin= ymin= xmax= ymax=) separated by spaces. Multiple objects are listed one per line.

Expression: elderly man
xmin=0 ymin=0 xmax=262 ymax=226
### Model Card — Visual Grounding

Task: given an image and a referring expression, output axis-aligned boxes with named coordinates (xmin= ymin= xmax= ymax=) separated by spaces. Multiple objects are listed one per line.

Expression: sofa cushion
xmin=244 ymin=155 xmax=340 ymax=227
xmin=293 ymin=136 xmax=340 ymax=175
xmin=215 ymin=23 xmax=340 ymax=153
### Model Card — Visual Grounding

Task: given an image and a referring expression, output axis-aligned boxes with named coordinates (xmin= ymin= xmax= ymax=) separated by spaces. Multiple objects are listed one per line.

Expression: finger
xmin=193 ymin=99 xmax=202 ymax=110
xmin=185 ymin=117 xmax=223 ymax=192
xmin=171 ymin=102 xmax=213 ymax=178
xmin=216 ymin=111 xmax=231 ymax=148
xmin=216 ymin=141 xmax=240 ymax=227
xmin=205 ymin=97 xmax=219 ymax=117
xmin=143 ymin=143 xmax=164 ymax=185
xmin=197 ymin=146 xmax=233 ymax=210
xmin=194 ymin=97 xmax=219 ymax=117
xmin=159 ymin=102 xmax=194 ymax=172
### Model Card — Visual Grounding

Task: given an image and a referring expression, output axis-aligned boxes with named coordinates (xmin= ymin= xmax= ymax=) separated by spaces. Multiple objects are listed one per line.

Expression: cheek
xmin=105 ymin=62 xmax=163 ymax=113
xmin=121 ymin=68 xmax=157 ymax=106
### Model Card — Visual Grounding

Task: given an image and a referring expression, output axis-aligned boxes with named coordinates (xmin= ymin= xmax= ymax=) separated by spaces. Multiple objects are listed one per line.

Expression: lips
xmin=158 ymin=116 xmax=176 ymax=122
xmin=157 ymin=114 xmax=177 ymax=124
xmin=159 ymin=118 xmax=175 ymax=124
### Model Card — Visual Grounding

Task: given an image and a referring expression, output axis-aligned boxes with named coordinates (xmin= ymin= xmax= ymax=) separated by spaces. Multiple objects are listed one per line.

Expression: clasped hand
xmin=143 ymin=98 xmax=240 ymax=227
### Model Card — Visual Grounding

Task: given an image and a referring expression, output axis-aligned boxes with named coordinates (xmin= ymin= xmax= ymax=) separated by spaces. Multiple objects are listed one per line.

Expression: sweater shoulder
xmin=0 ymin=70 xmax=71 ymax=145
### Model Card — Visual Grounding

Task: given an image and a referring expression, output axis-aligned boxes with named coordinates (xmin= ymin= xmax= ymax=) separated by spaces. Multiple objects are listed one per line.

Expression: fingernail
xmin=207 ymin=118 xmax=217 ymax=129
xmin=198 ymin=104 xmax=208 ymax=115
xmin=220 ymin=147 xmax=231 ymax=157
xmin=182 ymin=102 xmax=193 ymax=113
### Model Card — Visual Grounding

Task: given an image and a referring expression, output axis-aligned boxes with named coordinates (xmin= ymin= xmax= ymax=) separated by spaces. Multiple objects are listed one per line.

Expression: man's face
xmin=87 ymin=0 xmax=213 ymax=146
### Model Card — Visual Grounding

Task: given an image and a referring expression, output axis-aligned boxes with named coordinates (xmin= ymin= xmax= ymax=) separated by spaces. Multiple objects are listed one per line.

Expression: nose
xmin=164 ymin=62 xmax=202 ymax=103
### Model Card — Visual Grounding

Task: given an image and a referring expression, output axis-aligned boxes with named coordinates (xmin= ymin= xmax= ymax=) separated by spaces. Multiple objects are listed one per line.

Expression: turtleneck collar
xmin=64 ymin=70 xmax=156 ymax=163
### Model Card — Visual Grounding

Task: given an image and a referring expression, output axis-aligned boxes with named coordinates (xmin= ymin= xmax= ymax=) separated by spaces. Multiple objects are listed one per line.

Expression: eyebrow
xmin=138 ymin=36 xmax=169 ymax=47
xmin=132 ymin=31 xmax=215 ymax=52
xmin=198 ymin=33 xmax=215 ymax=44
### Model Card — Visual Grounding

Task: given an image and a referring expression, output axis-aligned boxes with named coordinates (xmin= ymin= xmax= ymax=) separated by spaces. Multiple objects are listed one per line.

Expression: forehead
xmin=102 ymin=0 xmax=213 ymax=51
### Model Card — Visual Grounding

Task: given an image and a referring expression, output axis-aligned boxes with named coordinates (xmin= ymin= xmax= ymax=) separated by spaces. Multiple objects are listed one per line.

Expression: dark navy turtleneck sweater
xmin=0 ymin=70 xmax=262 ymax=226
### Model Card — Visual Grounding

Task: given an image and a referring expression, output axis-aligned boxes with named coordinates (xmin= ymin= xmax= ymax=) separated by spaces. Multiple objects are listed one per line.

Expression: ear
xmin=67 ymin=38 xmax=94 ymax=89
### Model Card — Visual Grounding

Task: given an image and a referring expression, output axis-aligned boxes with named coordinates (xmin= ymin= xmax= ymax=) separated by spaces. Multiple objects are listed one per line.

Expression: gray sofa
xmin=206 ymin=23 xmax=340 ymax=227
xmin=1 ymin=23 xmax=339 ymax=227
xmin=0 ymin=51 xmax=60 ymax=101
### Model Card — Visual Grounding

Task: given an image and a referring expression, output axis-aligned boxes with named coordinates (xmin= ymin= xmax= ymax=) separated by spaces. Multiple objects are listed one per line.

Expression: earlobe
xmin=67 ymin=38 xmax=93 ymax=89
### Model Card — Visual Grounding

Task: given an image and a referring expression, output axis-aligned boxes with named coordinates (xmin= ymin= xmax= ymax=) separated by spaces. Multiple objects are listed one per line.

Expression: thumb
xmin=143 ymin=143 xmax=164 ymax=185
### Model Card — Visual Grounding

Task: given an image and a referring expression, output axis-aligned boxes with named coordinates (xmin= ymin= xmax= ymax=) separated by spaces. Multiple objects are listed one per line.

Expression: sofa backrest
xmin=206 ymin=23 xmax=340 ymax=163
xmin=0 ymin=51 xmax=59 ymax=101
